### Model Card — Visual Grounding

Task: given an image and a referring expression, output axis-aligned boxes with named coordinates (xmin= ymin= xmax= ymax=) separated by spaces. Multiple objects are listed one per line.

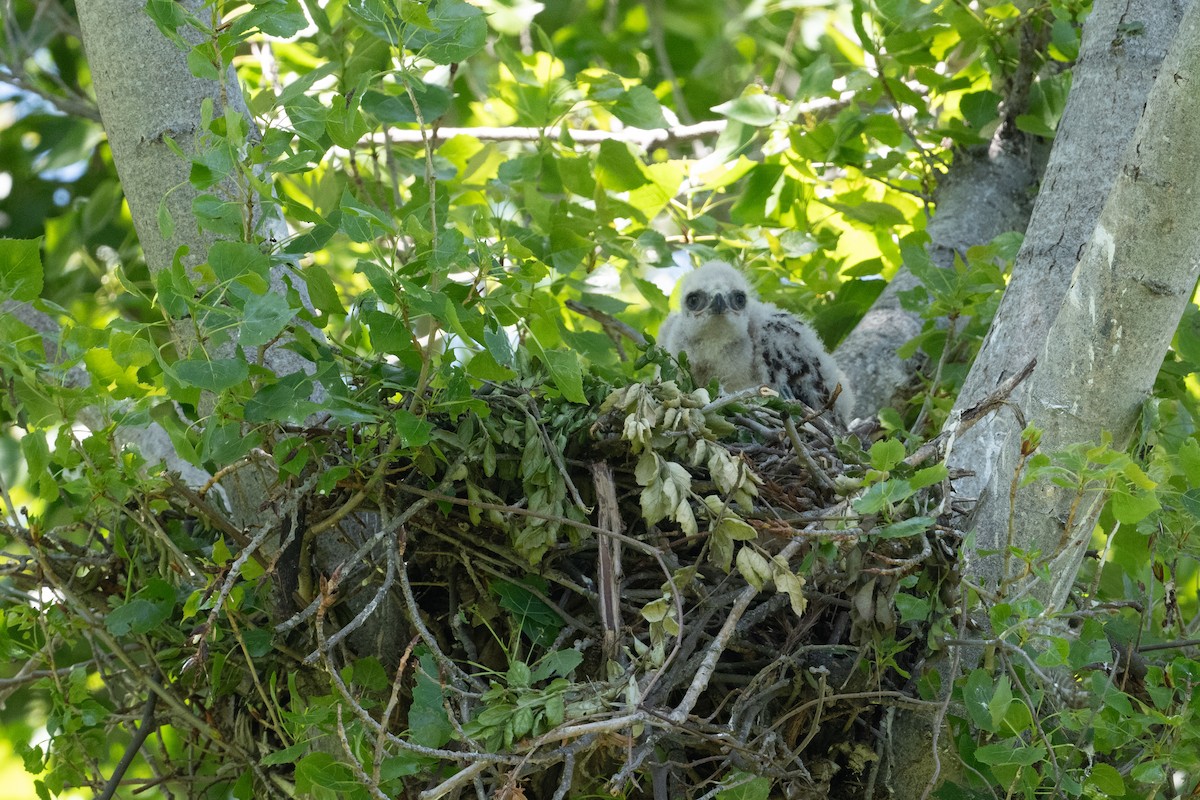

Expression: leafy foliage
xmin=3 ymin=0 xmax=1200 ymax=799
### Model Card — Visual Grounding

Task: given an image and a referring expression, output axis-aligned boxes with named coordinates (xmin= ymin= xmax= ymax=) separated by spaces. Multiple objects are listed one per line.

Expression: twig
xmin=302 ymin=529 xmax=398 ymax=663
xmin=592 ymin=463 xmax=624 ymax=664
xmin=565 ymin=299 xmax=648 ymax=352
xmin=919 ymin=606 xmax=969 ymax=800
xmin=336 ymin=705 xmax=391 ymax=800
xmin=904 ymin=358 xmax=1036 ymax=468
xmin=646 ymin=0 xmax=694 ymax=125
xmin=366 ymin=120 xmax=727 ymax=149
xmin=1136 ymin=637 xmax=1200 ymax=653
xmin=33 ymin=554 xmax=246 ymax=759
xmin=791 ymin=667 xmax=828 ymax=756
xmin=549 ymin=749 xmax=576 ymax=800
xmin=392 ymin=483 xmax=668 ymax=557
xmin=910 ymin=314 xmax=958 ymax=436
xmin=374 ymin=636 xmax=421 ymax=785
xmin=529 ymin=402 xmax=589 ymax=512
xmin=419 ymin=762 xmax=490 ymax=800
xmin=784 ymin=416 xmax=837 ymax=492
xmin=701 ymin=384 xmax=778 ymax=414
xmin=313 ymin=577 xmax=526 ymax=765
xmin=668 ymin=537 xmax=804 ymax=724
xmin=97 ymin=684 xmax=158 ymax=800
xmin=395 ymin=522 xmax=486 ymax=692
xmin=166 ymin=474 xmax=262 ymax=559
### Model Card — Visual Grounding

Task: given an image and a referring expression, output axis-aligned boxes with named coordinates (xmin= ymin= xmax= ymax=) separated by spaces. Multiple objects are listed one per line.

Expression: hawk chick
xmin=658 ymin=261 xmax=855 ymax=423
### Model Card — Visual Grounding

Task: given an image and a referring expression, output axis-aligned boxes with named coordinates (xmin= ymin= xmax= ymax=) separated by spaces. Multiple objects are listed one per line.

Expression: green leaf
xmin=973 ymin=742 xmax=1046 ymax=767
xmin=404 ymin=0 xmax=487 ymax=64
xmin=467 ymin=350 xmax=517 ymax=381
xmin=1085 ymin=762 xmax=1125 ymax=796
xmin=106 ymin=580 xmax=175 ymax=635
xmin=242 ymin=627 xmax=272 ymax=658
xmin=186 ymin=45 xmax=219 ymax=80
xmin=295 ymin=753 xmax=357 ymax=793
xmin=324 ymin=99 xmax=369 ymax=150
xmin=240 ymin=292 xmax=296 ymax=347
xmin=393 ymin=408 xmax=432 ymax=447
xmin=909 ymin=464 xmax=948 ymax=490
xmin=963 ymin=669 xmax=995 ymax=732
xmin=872 ymin=516 xmax=934 ymax=539
xmin=208 ymin=241 xmax=269 ymax=288
xmin=531 ymin=649 xmax=583 ymax=682
xmin=302 ymin=264 xmax=345 ymax=316
xmin=987 ymin=675 xmax=1013 ymax=732
xmin=156 ymin=255 xmax=194 ymax=318
xmin=772 ymin=563 xmax=807 ymax=617
xmin=365 ymin=309 xmax=414 ymax=356
xmin=736 ymin=546 xmax=771 ymax=590
xmin=493 ymin=579 xmax=562 ymax=647
xmin=596 ymin=140 xmax=650 ymax=191
xmin=825 ymin=200 xmax=908 ymax=227
xmin=506 ymin=660 xmax=532 ymax=689
xmin=361 ymin=84 xmax=452 ymax=124
xmin=144 ymin=0 xmax=190 ymax=46
xmin=869 ymin=439 xmax=906 ymax=471
xmin=0 ymin=237 xmax=44 ymax=301
xmin=244 ymin=372 xmax=319 ymax=423
xmin=712 ymin=94 xmax=777 ymax=126
xmin=853 ymin=478 xmax=914 ymax=514
xmin=612 ymin=86 xmax=669 ymax=129
xmin=409 ymin=652 xmax=454 ymax=748
xmin=157 ymin=197 xmax=175 ymax=239
xmin=542 ymin=349 xmax=586 ymax=403
xmin=351 ymin=657 xmax=388 ymax=691
xmin=484 ymin=324 xmax=515 ymax=367
xmin=170 ymin=356 xmax=249 ymax=392
xmin=261 ymin=740 xmax=311 ymax=767
xmin=239 ymin=0 xmax=307 ymax=38
xmin=716 ymin=772 xmax=771 ymax=800
xmin=1110 ymin=487 xmax=1159 ymax=524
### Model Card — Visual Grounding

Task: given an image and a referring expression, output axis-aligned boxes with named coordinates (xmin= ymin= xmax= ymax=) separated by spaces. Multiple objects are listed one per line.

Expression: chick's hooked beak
xmin=709 ymin=294 xmax=728 ymax=314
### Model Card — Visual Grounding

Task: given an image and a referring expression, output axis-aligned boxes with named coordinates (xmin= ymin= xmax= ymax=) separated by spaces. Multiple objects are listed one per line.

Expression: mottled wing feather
xmin=755 ymin=310 xmax=833 ymax=409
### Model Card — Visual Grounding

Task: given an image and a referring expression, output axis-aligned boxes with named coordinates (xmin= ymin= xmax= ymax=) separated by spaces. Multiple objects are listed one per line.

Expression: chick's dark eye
xmin=730 ymin=291 xmax=747 ymax=310
xmin=685 ymin=291 xmax=707 ymax=311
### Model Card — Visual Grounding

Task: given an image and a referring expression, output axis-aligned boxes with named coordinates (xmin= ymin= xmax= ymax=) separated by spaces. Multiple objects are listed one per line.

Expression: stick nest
xmin=261 ymin=380 xmax=962 ymax=799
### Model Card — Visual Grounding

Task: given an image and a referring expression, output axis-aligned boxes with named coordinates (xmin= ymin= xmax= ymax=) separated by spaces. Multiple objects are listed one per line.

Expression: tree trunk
xmin=836 ymin=143 xmax=1038 ymax=418
xmin=959 ymin=0 xmax=1200 ymax=607
xmin=75 ymin=0 xmax=263 ymax=274
xmin=74 ymin=0 xmax=319 ymax=523
xmin=889 ymin=4 xmax=1194 ymax=797
xmin=950 ymin=0 xmax=1190 ymax=527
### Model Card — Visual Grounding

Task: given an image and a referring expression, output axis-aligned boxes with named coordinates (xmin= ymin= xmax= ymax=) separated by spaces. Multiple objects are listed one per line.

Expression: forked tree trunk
xmin=949 ymin=0 xmax=1191 ymax=552
xmin=889 ymin=2 xmax=1195 ymax=796
xmin=957 ymin=0 xmax=1200 ymax=607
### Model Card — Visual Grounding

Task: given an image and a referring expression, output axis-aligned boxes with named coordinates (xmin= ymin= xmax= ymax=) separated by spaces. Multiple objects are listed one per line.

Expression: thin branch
xmin=904 ymin=358 xmax=1036 ymax=468
xmin=418 ymin=762 xmax=490 ymax=800
xmin=565 ymin=299 xmax=648 ymax=351
xmin=96 ymin=684 xmax=158 ymax=800
xmin=592 ymin=462 xmax=624 ymax=664
xmin=365 ymin=120 xmax=727 ymax=149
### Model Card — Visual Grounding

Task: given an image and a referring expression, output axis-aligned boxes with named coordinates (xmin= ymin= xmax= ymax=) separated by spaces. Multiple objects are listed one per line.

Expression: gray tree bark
xmin=73 ymin=0 xmax=320 ymax=523
xmin=958 ymin=0 xmax=1200 ymax=607
xmin=836 ymin=144 xmax=1037 ymax=419
xmin=75 ymin=0 xmax=269 ymax=275
xmin=890 ymin=3 xmax=1194 ymax=797
xmin=949 ymin=0 xmax=1190 ymax=533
